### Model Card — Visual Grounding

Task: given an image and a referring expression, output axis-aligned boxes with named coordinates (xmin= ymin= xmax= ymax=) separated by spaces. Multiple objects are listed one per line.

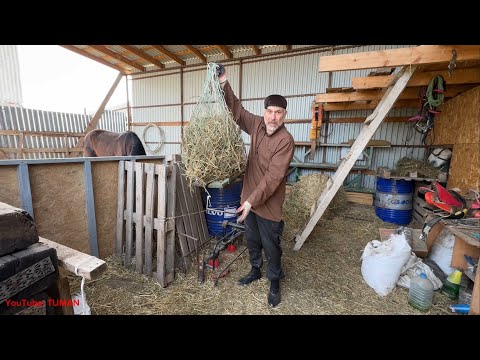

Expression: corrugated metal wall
xmin=0 ymin=106 xmax=126 ymax=158
xmin=0 ymin=45 xmax=23 ymax=107
xmin=129 ymin=45 xmax=425 ymax=190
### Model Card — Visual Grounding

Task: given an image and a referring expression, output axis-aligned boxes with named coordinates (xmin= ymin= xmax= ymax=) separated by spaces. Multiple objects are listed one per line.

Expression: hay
xmin=181 ymin=63 xmax=247 ymax=187
xmin=392 ymin=157 xmax=440 ymax=178
xmin=69 ymin=204 xmax=457 ymax=315
xmin=282 ymin=174 xmax=348 ymax=241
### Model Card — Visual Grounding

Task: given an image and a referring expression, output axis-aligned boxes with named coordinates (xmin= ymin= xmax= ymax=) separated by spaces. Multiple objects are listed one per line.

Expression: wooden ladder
xmin=293 ymin=65 xmax=417 ymax=251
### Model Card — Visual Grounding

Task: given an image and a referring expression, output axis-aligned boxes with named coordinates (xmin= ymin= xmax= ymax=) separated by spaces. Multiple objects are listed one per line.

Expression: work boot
xmin=268 ymin=280 xmax=281 ymax=307
xmin=238 ymin=266 xmax=262 ymax=286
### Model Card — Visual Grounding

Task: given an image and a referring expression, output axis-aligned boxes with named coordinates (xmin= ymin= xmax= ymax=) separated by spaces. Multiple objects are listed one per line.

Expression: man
xmin=216 ymin=63 xmax=294 ymax=307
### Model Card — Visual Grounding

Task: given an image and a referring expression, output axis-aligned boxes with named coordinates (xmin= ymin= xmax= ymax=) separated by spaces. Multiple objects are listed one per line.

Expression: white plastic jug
xmin=408 ymin=272 xmax=434 ymax=312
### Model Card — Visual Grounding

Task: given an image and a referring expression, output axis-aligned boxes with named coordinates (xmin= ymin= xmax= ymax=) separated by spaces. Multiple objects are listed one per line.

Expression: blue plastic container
xmin=204 ymin=181 xmax=243 ymax=237
xmin=375 ymin=177 xmax=413 ymax=225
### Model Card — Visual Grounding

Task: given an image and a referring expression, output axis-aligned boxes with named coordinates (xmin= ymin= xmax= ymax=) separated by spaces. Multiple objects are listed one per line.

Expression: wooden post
xmin=69 ymin=73 xmax=123 ymax=157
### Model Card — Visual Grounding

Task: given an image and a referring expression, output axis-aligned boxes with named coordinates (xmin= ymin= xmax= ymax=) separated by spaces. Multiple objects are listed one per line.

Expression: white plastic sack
xmin=361 ymin=234 xmax=411 ymax=296
xmin=428 ymin=227 xmax=455 ymax=276
xmin=396 ymin=252 xmax=443 ymax=290
xmin=72 ymin=293 xmax=91 ymax=315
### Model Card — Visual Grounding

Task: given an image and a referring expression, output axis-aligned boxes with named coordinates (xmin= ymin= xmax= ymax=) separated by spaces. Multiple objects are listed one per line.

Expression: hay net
xmin=181 ymin=62 xmax=247 ymax=188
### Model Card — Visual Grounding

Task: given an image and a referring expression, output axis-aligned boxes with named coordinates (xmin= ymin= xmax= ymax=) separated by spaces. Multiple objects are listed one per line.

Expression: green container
xmin=441 ymin=279 xmax=460 ymax=300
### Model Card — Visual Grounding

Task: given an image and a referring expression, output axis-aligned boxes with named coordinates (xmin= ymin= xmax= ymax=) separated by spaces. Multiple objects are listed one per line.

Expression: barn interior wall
xmin=130 ymin=45 xmax=424 ymax=191
xmin=433 ymin=85 xmax=480 ymax=190
xmin=0 ymin=158 xmax=165 ymax=259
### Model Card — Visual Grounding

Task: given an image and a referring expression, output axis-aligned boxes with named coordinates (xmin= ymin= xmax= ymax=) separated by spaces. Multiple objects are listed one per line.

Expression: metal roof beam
xmin=120 ymin=45 xmax=165 ymax=69
xmin=151 ymin=45 xmax=186 ymax=66
xmin=185 ymin=45 xmax=207 ymax=63
xmin=60 ymin=45 xmax=129 ymax=74
xmin=215 ymin=45 xmax=233 ymax=59
xmin=89 ymin=45 xmax=146 ymax=72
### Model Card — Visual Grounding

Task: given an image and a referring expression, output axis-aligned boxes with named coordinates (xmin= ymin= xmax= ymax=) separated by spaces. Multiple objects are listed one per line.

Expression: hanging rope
xmin=142 ymin=123 xmax=165 ymax=153
xmin=424 ymin=75 xmax=446 ymax=109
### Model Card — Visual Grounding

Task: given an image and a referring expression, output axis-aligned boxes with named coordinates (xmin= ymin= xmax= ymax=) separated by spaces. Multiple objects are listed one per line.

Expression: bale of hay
xmin=392 ymin=157 xmax=440 ymax=178
xmin=181 ymin=63 xmax=247 ymax=187
xmin=282 ymin=174 xmax=348 ymax=241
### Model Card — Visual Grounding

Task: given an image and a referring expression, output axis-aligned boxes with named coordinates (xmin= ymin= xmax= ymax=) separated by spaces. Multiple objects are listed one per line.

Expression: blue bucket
xmin=375 ymin=177 xmax=413 ymax=225
xmin=204 ymin=181 xmax=243 ymax=237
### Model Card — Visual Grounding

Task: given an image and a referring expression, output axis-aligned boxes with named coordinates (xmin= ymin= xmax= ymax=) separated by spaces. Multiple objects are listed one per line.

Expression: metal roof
xmin=61 ymin=45 xmax=322 ymax=74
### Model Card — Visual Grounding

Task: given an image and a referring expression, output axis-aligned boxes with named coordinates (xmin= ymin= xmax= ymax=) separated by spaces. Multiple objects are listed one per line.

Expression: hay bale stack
xmin=392 ymin=157 xmax=440 ymax=178
xmin=282 ymin=174 xmax=348 ymax=241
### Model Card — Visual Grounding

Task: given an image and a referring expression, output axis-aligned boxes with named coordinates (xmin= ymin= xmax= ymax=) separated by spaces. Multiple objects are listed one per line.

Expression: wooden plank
xmin=134 ymin=162 xmax=145 ymax=274
xmin=124 ymin=161 xmax=134 ymax=267
xmin=175 ymin=167 xmax=196 ymax=252
xmin=426 ymin=221 xmax=444 ymax=252
xmin=174 ymin=189 xmax=191 ymax=271
xmin=115 ymin=161 xmax=125 ymax=257
xmin=319 ymin=45 xmax=480 ymax=72
xmin=143 ymin=163 xmax=156 ymax=276
xmin=450 ymin=236 xmax=480 ymax=270
xmin=69 ymin=73 xmax=124 ymax=157
xmin=155 ymin=164 xmax=167 ymax=286
xmin=352 ymin=67 xmax=480 ymax=90
xmin=56 ymin=276 xmax=74 ymax=315
xmin=470 ymin=268 xmax=479 ymax=315
xmin=447 ymin=226 xmax=480 ymax=247
xmin=83 ymin=160 xmax=99 ymax=257
xmin=294 ymin=65 xmax=416 ymax=251
xmin=165 ymin=159 xmax=177 ymax=284
xmin=194 ymin=186 xmax=210 ymax=244
xmin=17 ymin=163 xmax=34 ymax=219
xmin=179 ymin=169 xmax=202 ymax=248
xmin=412 ymin=210 xmax=424 ymax=224
xmin=0 ymin=130 xmax=82 ymax=137
xmin=39 ymin=237 xmax=107 ymax=280
xmin=316 ymin=85 xmax=474 ymax=103
xmin=322 ymin=99 xmax=419 ymax=111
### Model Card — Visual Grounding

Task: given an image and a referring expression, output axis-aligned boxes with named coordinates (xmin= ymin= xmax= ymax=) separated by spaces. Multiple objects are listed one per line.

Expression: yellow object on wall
xmin=310 ymin=103 xmax=323 ymax=140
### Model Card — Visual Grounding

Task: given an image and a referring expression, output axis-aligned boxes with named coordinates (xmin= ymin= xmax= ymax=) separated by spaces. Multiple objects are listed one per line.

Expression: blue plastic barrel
xmin=375 ymin=177 xmax=413 ymax=225
xmin=204 ymin=181 xmax=243 ymax=237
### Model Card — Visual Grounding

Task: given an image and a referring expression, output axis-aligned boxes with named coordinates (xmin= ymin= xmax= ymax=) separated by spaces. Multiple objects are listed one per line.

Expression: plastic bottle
xmin=441 ymin=270 xmax=462 ymax=300
xmin=408 ymin=272 xmax=434 ymax=312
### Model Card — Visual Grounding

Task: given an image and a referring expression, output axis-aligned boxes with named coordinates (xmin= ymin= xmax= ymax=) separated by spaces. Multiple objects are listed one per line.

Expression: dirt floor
xmin=70 ymin=204 xmax=462 ymax=315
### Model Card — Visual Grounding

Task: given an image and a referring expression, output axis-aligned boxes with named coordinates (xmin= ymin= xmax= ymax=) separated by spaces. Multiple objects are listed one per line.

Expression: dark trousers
xmin=244 ymin=211 xmax=285 ymax=281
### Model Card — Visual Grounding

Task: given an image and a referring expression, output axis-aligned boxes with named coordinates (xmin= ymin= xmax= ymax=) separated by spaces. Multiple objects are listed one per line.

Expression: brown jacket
xmin=223 ymin=81 xmax=294 ymax=222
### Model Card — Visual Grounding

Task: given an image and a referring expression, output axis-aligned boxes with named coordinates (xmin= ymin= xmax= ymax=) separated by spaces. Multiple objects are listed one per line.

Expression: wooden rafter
xmin=316 ymin=84 xmax=476 ymax=103
xmin=69 ymin=73 xmax=124 ymax=157
xmin=216 ymin=45 xmax=233 ymax=59
xmin=251 ymin=45 xmax=261 ymax=55
xmin=120 ymin=45 xmax=165 ymax=69
xmin=89 ymin=45 xmax=145 ymax=72
xmin=319 ymin=45 xmax=480 ymax=72
xmin=185 ymin=45 xmax=207 ymax=63
xmin=352 ymin=67 xmax=480 ymax=90
xmin=60 ymin=45 xmax=129 ymax=74
xmin=151 ymin=45 xmax=186 ymax=66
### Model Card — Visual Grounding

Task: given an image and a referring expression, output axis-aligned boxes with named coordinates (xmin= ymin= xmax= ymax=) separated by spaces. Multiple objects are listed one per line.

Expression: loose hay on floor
xmin=70 ymin=204 xmax=458 ymax=315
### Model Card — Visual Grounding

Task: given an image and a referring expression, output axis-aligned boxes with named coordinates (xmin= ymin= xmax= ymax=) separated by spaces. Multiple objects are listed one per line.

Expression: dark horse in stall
xmin=83 ymin=129 xmax=146 ymax=157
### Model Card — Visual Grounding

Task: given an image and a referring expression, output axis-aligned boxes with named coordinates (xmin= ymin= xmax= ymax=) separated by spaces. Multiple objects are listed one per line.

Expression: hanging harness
xmin=408 ymin=75 xmax=446 ymax=145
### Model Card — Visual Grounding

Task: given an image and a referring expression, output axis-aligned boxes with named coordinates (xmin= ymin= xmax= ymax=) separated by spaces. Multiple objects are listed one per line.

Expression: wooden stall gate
xmin=115 ymin=159 xmax=176 ymax=287
xmin=115 ymin=156 xmax=209 ymax=287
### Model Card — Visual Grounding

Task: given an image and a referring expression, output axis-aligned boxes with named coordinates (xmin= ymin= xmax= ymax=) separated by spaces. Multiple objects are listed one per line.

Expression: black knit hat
xmin=264 ymin=94 xmax=287 ymax=109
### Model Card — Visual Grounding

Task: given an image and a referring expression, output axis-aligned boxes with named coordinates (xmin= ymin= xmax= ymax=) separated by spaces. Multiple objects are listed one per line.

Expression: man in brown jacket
xmin=216 ymin=63 xmax=294 ymax=307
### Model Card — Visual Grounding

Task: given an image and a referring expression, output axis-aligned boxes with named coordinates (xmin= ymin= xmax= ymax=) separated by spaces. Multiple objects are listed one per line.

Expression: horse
xmin=83 ymin=129 xmax=146 ymax=157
